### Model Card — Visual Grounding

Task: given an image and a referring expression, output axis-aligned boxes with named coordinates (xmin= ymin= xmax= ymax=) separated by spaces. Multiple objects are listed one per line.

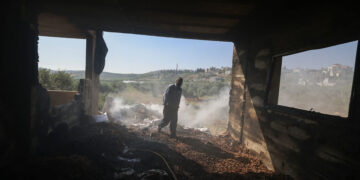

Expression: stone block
xmin=255 ymin=58 xmax=267 ymax=69
xmin=288 ymin=126 xmax=310 ymax=140
xmin=233 ymin=80 xmax=244 ymax=89
xmin=229 ymin=116 xmax=241 ymax=131
xmin=256 ymin=49 xmax=271 ymax=57
xmin=248 ymin=108 xmax=258 ymax=120
xmin=249 ymin=83 xmax=266 ymax=91
xmin=251 ymin=96 xmax=264 ymax=107
xmin=270 ymin=121 xmax=288 ymax=134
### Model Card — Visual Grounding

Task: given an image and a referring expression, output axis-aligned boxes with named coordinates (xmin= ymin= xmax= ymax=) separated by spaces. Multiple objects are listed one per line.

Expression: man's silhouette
xmin=158 ymin=77 xmax=183 ymax=138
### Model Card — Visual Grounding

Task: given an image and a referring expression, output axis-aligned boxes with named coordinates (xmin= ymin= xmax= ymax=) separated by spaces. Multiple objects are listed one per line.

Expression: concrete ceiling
xmin=38 ymin=0 xmax=360 ymax=42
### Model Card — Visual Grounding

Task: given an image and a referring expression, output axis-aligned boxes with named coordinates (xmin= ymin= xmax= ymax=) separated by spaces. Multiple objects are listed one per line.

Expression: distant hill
xmin=65 ymin=70 xmax=140 ymax=81
xmin=65 ymin=70 xmax=202 ymax=81
xmin=64 ymin=70 xmax=84 ymax=79
xmin=39 ymin=67 xmax=232 ymax=82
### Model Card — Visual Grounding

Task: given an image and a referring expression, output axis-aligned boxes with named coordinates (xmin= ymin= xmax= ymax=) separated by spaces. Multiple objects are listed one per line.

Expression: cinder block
xmin=288 ymin=126 xmax=310 ymax=140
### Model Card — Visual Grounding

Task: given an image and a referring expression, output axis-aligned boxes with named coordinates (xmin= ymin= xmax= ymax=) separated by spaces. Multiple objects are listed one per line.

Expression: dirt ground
xmin=133 ymin=125 xmax=270 ymax=175
xmin=1 ymin=122 xmax=292 ymax=180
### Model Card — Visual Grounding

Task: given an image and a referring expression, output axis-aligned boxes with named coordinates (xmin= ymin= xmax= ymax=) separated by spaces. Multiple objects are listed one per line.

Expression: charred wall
xmin=228 ymin=42 xmax=274 ymax=171
xmin=263 ymin=105 xmax=360 ymax=179
xmin=0 ymin=0 xmax=39 ymax=166
xmin=263 ymin=37 xmax=360 ymax=180
xmin=228 ymin=26 xmax=360 ymax=179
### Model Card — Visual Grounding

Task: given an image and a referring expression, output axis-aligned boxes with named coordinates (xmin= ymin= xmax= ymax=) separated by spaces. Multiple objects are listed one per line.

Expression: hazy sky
xmin=283 ymin=41 xmax=358 ymax=69
xmin=38 ymin=32 xmax=358 ymax=73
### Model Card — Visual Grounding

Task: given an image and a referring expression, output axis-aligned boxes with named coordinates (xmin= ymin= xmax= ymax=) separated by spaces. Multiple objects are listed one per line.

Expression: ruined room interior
xmin=1 ymin=1 xmax=360 ymax=179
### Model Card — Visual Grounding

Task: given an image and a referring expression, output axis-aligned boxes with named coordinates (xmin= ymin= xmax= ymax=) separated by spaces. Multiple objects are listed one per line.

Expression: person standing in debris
xmin=158 ymin=77 xmax=183 ymax=138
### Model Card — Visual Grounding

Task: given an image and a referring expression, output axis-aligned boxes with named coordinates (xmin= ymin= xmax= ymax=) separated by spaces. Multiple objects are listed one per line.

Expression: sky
xmin=38 ymin=32 xmax=234 ymax=73
xmin=38 ymin=36 xmax=86 ymax=71
xmin=38 ymin=32 xmax=358 ymax=73
xmin=283 ymin=41 xmax=358 ymax=69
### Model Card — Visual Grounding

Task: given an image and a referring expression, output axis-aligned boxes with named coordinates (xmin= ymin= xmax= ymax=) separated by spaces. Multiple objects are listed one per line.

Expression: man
xmin=158 ymin=77 xmax=183 ymax=138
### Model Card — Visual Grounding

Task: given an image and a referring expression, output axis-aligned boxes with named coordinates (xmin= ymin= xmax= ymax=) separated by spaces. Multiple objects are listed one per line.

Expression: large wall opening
xmin=101 ymin=32 xmax=234 ymax=135
xmin=277 ymin=41 xmax=358 ymax=117
xmin=38 ymin=36 xmax=85 ymax=91
xmin=38 ymin=36 xmax=85 ymax=107
xmin=33 ymin=32 xmax=278 ymax=178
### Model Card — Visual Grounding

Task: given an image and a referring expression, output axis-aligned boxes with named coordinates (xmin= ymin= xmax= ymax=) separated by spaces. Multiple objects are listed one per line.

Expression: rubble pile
xmin=107 ymin=103 xmax=163 ymax=128
xmin=103 ymin=96 xmax=229 ymax=136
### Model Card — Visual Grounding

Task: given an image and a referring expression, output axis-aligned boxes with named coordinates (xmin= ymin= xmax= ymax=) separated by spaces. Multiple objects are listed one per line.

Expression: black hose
xmin=130 ymin=148 xmax=178 ymax=180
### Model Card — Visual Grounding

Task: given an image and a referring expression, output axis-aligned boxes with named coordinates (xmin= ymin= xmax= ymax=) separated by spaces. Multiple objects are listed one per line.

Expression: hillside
xmin=65 ymin=70 xmax=140 ymax=80
xmin=64 ymin=67 xmax=232 ymax=82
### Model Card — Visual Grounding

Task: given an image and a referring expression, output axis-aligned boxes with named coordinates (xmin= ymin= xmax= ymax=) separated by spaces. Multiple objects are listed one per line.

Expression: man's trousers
xmin=158 ymin=105 xmax=178 ymax=137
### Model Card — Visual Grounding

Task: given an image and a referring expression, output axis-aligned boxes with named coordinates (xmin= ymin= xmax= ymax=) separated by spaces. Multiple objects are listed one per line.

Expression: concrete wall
xmin=84 ymin=31 xmax=100 ymax=115
xmin=264 ymin=106 xmax=360 ymax=179
xmin=1 ymin=0 xmax=39 ymax=165
xmin=228 ymin=39 xmax=360 ymax=179
xmin=229 ymin=42 xmax=274 ymax=171
xmin=48 ymin=90 xmax=78 ymax=106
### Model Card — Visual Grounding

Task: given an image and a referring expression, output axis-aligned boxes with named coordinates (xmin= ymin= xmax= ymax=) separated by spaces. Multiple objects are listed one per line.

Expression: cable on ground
xmin=130 ymin=148 xmax=178 ymax=180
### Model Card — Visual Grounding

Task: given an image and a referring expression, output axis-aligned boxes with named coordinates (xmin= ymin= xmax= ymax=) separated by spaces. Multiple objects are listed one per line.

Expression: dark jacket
xmin=163 ymin=84 xmax=182 ymax=108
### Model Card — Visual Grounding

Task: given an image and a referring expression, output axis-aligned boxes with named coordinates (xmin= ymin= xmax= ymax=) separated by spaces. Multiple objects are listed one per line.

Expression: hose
xmin=130 ymin=148 xmax=178 ymax=180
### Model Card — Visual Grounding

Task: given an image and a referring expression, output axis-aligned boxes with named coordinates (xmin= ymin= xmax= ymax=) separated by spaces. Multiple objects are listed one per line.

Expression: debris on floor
xmin=1 ymin=120 xmax=292 ymax=180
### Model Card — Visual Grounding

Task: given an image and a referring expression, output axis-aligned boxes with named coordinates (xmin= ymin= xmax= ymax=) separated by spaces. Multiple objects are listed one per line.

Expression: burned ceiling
xmin=38 ymin=1 xmax=360 ymax=42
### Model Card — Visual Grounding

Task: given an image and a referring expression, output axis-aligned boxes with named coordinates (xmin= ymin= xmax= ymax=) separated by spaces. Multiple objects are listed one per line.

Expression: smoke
xmin=106 ymin=98 xmax=162 ymax=128
xmin=178 ymin=87 xmax=230 ymax=129
xmin=104 ymin=87 xmax=230 ymax=135
xmin=110 ymin=98 xmax=133 ymax=112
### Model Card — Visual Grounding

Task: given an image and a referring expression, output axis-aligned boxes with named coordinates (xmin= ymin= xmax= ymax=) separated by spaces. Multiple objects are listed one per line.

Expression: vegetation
xmin=182 ymin=81 xmax=228 ymax=98
xmin=39 ymin=69 xmax=78 ymax=91
xmin=39 ymin=68 xmax=232 ymax=110
xmin=39 ymin=64 xmax=354 ymax=117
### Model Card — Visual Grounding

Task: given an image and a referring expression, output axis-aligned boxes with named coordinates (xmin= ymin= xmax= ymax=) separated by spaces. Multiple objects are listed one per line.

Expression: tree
xmin=38 ymin=69 xmax=77 ymax=90
xmin=51 ymin=71 xmax=75 ymax=90
xmin=39 ymin=69 xmax=52 ymax=89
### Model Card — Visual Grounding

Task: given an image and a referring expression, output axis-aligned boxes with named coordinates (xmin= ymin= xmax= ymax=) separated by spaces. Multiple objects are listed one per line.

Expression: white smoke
xmin=110 ymin=98 xmax=133 ymax=113
xmin=178 ymin=87 xmax=229 ymax=129
xmin=104 ymin=87 xmax=230 ymax=135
